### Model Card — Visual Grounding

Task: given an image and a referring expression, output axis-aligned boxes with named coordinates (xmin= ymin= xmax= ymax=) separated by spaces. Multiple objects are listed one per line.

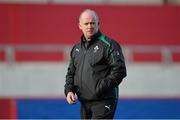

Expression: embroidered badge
xmin=93 ymin=45 xmax=99 ymax=53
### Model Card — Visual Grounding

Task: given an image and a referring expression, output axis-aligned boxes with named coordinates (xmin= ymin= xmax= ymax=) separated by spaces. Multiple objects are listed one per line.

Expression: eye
xmin=84 ymin=23 xmax=88 ymax=26
xmin=90 ymin=22 xmax=95 ymax=25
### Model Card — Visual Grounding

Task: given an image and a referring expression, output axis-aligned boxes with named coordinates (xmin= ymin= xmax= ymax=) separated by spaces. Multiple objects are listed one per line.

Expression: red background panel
xmin=133 ymin=52 xmax=162 ymax=62
xmin=172 ymin=53 xmax=180 ymax=62
xmin=15 ymin=51 xmax=64 ymax=62
xmin=0 ymin=99 xmax=17 ymax=119
xmin=0 ymin=51 xmax=5 ymax=61
xmin=0 ymin=4 xmax=179 ymax=45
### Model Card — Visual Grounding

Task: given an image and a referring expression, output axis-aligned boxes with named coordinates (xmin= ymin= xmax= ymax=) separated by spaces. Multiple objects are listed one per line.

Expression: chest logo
xmin=117 ymin=51 xmax=120 ymax=56
xmin=93 ymin=45 xmax=99 ymax=53
xmin=75 ymin=48 xmax=79 ymax=52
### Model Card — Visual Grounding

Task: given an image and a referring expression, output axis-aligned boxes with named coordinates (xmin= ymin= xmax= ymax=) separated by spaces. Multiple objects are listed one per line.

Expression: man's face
xmin=79 ymin=12 xmax=99 ymax=40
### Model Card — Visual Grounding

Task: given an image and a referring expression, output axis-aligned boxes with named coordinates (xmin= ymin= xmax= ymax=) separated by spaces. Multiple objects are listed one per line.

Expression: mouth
xmin=87 ymin=31 xmax=93 ymax=34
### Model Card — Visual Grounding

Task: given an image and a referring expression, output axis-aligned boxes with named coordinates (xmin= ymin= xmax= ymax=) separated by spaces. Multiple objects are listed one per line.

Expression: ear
xmin=79 ymin=23 xmax=82 ymax=30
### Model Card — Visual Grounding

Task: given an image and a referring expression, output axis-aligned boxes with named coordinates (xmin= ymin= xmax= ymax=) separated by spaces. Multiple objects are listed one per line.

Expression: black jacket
xmin=65 ymin=31 xmax=127 ymax=101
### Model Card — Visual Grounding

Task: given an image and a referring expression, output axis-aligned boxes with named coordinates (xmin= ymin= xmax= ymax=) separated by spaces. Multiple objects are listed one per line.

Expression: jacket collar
xmin=80 ymin=31 xmax=102 ymax=47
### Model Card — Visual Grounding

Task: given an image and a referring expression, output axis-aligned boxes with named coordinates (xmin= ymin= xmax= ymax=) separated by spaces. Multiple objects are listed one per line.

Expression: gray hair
xmin=79 ymin=9 xmax=99 ymax=23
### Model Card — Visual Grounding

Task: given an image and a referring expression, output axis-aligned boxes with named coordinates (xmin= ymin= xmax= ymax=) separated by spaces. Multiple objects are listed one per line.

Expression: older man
xmin=64 ymin=9 xmax=127 ymax=119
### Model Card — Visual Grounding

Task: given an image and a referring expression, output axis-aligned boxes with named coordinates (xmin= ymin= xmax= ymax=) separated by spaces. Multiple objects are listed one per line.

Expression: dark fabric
xmin=80 ymin=99 xmax=117 ymax=119
xmin=65 ymin=31 xmax=127 ymax=101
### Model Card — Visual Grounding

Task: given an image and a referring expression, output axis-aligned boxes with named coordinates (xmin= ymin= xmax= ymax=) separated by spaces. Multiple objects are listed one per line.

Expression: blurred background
xmin=0 ymin=0 xmax=180 ymax=119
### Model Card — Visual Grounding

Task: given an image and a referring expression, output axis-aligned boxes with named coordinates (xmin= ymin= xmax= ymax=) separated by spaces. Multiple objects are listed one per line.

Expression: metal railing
xmin=0 ymin=44 xmax=72 ymax=64
xmin=0 ymin=44 xmax=180 ymax=64
xmin=123 ymin=45 xmax=180 ymax=64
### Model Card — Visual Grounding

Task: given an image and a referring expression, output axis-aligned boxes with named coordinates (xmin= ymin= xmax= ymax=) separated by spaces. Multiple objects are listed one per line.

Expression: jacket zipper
xmin=80 ymin=48 xmax=87 ymax=93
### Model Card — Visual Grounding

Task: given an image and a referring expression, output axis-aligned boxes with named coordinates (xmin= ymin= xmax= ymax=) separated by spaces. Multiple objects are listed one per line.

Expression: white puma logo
xmin=75 ymin=48 xmax=79 ymax=52
xmin=105 ymin=105 xmax=111 ymax=110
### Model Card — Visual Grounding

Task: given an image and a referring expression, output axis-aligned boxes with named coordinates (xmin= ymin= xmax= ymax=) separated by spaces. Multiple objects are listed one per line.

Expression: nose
xmin=87 ymin=23 xmax=93 ymax=28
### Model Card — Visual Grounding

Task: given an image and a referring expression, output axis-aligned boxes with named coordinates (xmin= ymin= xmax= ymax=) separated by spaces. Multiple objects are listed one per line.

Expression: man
xmin=64 ymin=9 xmax=127 ymax=119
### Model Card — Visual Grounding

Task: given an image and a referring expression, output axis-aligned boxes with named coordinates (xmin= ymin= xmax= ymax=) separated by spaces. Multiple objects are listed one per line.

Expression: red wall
xmin=0 ymin=99 xmax=17 ymax=119
xmin=0 ymin=4 xmax=180 ymax=45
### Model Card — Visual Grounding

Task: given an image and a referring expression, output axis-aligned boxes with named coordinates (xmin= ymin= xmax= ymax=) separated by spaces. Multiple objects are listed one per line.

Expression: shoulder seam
xmin=98 ymin=34 xmax=110 ymax=46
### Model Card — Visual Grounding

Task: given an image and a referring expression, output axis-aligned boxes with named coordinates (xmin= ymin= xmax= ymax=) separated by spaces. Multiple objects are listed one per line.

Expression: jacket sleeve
xmin=64 ymin=47 xmax=76 ymax=96
xmin=96 ymin=41 xmax=127 ymax=96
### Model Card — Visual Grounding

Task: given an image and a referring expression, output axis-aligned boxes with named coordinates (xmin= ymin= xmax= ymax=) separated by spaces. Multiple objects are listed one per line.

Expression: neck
xmin=85 ymin=37 xmax=92 ymax=42
xmin=85 ymin=31 xmax=99 ymax=41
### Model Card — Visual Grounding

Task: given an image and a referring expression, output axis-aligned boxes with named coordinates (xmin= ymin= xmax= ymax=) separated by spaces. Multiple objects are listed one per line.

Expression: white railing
xmin=123 ymin=45 xmax=180 ymax=64
xmin=0 ymin=44 xmax=72 ymax=64
xmin=0 ymin=44 xmax=180 ymax=64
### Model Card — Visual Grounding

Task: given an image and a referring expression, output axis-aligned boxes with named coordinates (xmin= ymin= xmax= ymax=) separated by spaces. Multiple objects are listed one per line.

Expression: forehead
xmin=80 ymin=12 xmax=97 ymax=22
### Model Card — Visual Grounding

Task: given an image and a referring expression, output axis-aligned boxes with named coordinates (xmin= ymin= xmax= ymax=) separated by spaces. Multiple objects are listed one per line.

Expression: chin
xmin=88 ymin=33 xmax=94 ymax=37
xmin=87 ymin=36 xmax=93 ymax=39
